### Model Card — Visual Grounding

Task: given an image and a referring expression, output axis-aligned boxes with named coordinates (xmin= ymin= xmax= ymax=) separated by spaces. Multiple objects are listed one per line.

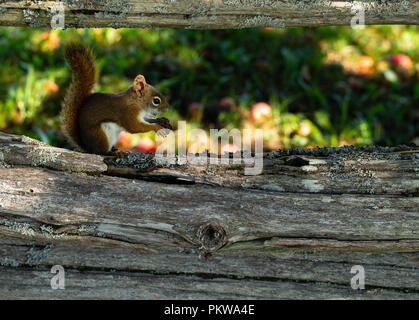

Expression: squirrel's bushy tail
xmin=61 ymin=40 xmax=96 ymax=148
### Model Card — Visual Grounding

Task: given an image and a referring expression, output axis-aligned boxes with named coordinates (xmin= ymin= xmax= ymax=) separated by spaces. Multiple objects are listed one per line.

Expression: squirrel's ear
xmin=133 ymin=75 xmax=146 ymax=96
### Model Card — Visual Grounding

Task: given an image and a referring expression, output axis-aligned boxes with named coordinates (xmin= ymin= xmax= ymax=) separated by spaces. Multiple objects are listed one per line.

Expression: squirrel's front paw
xmin=155 ymin=117 xmax=173 ymax=130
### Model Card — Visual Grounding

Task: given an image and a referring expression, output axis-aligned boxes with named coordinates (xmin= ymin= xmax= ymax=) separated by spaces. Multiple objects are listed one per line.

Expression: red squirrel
xmin=61 ymin=40 xmax=172 ymax=155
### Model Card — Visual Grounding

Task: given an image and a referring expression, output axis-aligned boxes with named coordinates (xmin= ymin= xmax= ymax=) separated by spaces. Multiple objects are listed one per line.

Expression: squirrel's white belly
xmin=101 ymin=122 xmax=125 ymax=151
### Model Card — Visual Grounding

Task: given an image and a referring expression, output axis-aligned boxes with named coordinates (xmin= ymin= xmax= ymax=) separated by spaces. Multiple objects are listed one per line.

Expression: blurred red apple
xmin=357 ymin=56 xmax=374 ymax=74
xmin=45 ymin=32 xmax=60 ymax=51
xmin=251 ymin=102 xmax=272 ymax=124
xmin=41 ymin=31 xmax=50 ymax=40
xmin=297 ymin=123 xmax=311 ymax=137
xmin=43 ymin=80 xmax=59 ymax=94
xmin=132 ymin=137 xmax=156 ymax=153
xmin=392 ymin=53 xmax=413 ymax=70
xmin=114 ymin=131 xmax=131 ymax=149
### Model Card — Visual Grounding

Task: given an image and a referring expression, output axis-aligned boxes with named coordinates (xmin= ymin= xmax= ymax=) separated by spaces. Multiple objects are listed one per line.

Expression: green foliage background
xmin=0 ymin=26 xmax=418 ymax=150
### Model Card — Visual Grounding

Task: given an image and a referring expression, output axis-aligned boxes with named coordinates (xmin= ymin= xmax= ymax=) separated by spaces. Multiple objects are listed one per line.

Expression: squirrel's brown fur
xmin=61 ymin=41 xmax=170 ymax=155
xmin=61 ymin=40 xmax=96 ymax=148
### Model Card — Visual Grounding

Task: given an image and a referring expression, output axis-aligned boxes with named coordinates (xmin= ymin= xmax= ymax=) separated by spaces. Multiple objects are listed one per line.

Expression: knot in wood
xmin=197 ymin=221 xmax=227 ymax=252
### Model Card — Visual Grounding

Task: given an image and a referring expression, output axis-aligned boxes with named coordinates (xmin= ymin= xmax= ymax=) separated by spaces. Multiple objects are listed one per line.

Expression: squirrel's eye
xmin=152 ymin=96 xmax=161 ymax=106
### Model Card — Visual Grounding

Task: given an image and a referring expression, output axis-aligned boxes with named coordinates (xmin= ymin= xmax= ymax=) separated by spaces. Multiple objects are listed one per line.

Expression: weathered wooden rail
xmin=0 ymin=131 xmax=418 ymax=299
xmin=0 ymin=0 xmax=418 ymax=29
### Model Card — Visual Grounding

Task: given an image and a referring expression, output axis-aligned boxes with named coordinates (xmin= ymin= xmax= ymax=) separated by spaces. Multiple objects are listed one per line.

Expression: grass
xmin=0 ymin=26 xmax=418 ymax=152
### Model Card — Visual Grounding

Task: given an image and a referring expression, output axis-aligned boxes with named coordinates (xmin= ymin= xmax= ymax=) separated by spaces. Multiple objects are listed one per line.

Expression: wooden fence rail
xmin=0 ymin=0 xmax=418 ymax=29
xmin=0 ymin=132 xmax=418 ymax=299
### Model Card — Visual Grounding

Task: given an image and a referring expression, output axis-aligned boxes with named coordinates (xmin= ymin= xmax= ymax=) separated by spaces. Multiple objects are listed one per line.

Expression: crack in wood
xmin=1 ymin=262 xmax=418 ymax=294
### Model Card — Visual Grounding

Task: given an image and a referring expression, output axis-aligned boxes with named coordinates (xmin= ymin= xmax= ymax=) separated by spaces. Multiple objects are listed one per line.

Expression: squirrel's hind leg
xmin=80 ymin=125 xmax=112 ymax=155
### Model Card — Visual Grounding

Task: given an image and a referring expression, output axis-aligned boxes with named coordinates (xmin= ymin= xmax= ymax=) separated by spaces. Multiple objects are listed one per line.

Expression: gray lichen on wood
xmin=239 ymin=15 xmax=285 ymax=28
xmin=0 ymin=132 xmax=107 ymax=173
